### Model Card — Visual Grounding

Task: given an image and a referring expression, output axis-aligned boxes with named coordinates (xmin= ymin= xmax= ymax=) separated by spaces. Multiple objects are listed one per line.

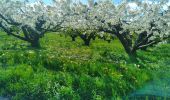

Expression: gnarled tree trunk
xmin=80 ymin=33 xmax=95 ymax=46
xmin=115 ymin=31 xmax=137 ymax=56
xmin=71 ymin=35 xmax=77 ymax=41
xmin=30 ymin=38 xmax=40 ymax=48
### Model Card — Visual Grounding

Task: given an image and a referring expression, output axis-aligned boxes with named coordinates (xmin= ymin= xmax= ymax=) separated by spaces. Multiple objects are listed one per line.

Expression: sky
xmin=29 ymin=0 xmax=122 ymax=5
xmin=28 ymin=0 xmax=170 ymax=10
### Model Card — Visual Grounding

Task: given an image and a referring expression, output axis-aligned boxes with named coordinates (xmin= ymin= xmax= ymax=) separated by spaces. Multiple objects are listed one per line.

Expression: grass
xmin=0 ymin=32 xmax=170 ymax=99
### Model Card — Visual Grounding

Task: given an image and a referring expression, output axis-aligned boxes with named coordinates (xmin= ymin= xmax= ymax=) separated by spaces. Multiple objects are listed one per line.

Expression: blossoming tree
xmin=68 ymin=0 xmax=170 ymax=56
xmin=0 ymin=0 xmax=68 ymax=47
xmin=0 ymin=0 xmax=169 ymax=52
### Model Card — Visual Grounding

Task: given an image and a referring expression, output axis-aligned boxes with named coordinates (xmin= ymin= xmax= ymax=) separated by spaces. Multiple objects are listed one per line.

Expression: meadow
xmin=0 ymin=31 xmax=170 ymax=99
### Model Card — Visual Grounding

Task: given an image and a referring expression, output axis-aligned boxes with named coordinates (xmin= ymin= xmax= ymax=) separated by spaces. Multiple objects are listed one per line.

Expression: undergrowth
xmin=0 ymin=32 xmax=169 ymax=99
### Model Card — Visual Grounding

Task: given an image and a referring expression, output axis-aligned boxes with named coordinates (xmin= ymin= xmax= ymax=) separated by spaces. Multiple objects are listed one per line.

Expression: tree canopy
xmin=0 ymin=0 xmax=169 ymax=55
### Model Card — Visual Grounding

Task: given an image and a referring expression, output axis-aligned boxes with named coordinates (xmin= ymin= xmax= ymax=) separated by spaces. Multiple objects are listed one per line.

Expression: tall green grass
xmin=0 ymin=32 xmax=169 ymax=99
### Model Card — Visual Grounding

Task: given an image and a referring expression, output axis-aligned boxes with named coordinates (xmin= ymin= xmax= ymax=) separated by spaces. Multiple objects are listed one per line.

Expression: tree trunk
xmin=141 ymin=47 xmax=147 ymax=51
xmin=92 ymin=36 xmax=96 ymax=40
xmin=116 ymin=34 xmax=131 ymax=53
xmin=107 ymin=40 xmax=111 ymax=43
xmin=128 ymin=50 xmax=137 ymax=57
xmin=84 ymin=39 xmax=90 ymax=46
xmin=30 ymin=39 xmax=40 ymax=48
xmin=80 ymin=34 xmax=91 ymax=46
xmin=71 ymin=36 xmax=76 ymax=41
xmin=114 ymin=32 xmax=138 ymax=59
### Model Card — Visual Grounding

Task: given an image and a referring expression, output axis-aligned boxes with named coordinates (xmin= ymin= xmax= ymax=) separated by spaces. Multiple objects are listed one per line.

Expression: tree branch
xmin=0 ymin=13 xmax=21 ymax=26
xmin=0 ymin=23 xmax=28 ymax=41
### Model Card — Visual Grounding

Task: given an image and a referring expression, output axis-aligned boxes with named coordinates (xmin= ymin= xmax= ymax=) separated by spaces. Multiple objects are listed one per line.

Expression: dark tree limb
xmin=0 ymin=22 xmax=28 ymax=41
xmin=0 ymin=13 xmax=21 ymax=26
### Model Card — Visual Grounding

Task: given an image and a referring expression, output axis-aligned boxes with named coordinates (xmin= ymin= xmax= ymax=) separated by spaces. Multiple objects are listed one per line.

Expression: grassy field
xmin=0 ymin=32 xmax=170 ymax=99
